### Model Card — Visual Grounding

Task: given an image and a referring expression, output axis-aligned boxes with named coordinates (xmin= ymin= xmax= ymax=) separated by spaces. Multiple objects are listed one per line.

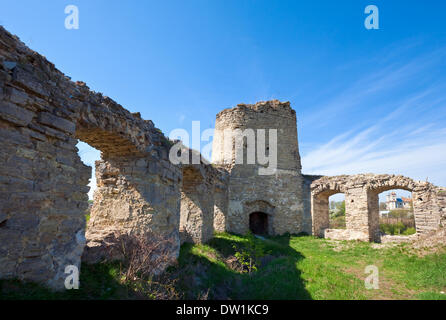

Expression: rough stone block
xmin=38 ymin=112 xmax=75 ymax=134
xmin=0 ymin=101 xmax=35 ymax=126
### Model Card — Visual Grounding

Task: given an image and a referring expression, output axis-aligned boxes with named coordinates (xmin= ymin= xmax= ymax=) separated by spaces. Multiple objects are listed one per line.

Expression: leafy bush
xmin=330 ymin=201 xmax=345 ymax=218
xmin=330 ymin=200 xmax=346 ymax=228
xmin=388 ymin=209 xmax=413 ymax=219
xmin=232 ymin=231 xmax=268 ymax=275
xmin=380 ymin=222 xmax=415 ymax=235
xmin=403 ymin=227 xmax=416 ymax=235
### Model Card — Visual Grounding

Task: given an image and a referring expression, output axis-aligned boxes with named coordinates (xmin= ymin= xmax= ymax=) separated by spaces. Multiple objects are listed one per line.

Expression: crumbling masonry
xmin=0 ymin=27 xmax=445 ymax=290
xmin=308 ymin=174 xmax=446 ymax=242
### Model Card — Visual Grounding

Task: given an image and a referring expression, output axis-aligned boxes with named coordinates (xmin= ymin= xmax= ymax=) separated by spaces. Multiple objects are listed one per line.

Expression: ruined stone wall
xmin=84 ymin=156 xmax=181 ymax=265
xmin=0 ymin=28 xmax=90 ymax=289
xmin=167 ymin=145 xmax=229 ymax=244
xmin=312 ymin=190 xmax=337 ymax=237
xmin=0 ymin=26 xmax=181 ymax=289
xmin=310 ymin=174 xmax=445 ymax=242
xmin=2 ymin=24 xmax=444 ymax=292
xmin=212 ymin=100 xmax=305 ymax=235
xmin=213 ymin=166 xmax=229 ymax=233
xmin=0 ymin=107 xmax=90 ymax=289
xmin=301 ymin=175 xmax=322 ymax=235
xmin=179 ymin=165 xmax=215 ymax=244
xmin=344 ymin=187 xmax=373 ymax=241
xmin=438 ymin=188 xmax=446 ymax=227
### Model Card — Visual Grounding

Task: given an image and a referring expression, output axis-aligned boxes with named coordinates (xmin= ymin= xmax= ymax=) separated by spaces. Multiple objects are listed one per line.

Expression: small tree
xmin=333 ymin=200 xmax=345 ymax=217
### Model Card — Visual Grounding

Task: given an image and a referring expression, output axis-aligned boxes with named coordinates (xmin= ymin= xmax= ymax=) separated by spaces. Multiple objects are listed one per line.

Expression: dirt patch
xmin=408 ymin=229 xmax=446 ymax=257
xmin=343 ymin=266 xmax=416 ymax=300
xmin=323 ymin=239 xmax=357 ymax=252
xmin=224 ymin=255 xmax=242 ymax=272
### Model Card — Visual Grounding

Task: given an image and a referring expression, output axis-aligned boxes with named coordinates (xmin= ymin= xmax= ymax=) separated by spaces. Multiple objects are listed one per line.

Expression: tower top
xmin=216 ymin=100 xmax=295 ymax=119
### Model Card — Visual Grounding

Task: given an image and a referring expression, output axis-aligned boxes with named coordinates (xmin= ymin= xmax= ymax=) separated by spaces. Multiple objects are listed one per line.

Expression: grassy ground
xmin=1 ymin=233 xmax=445 ymax=300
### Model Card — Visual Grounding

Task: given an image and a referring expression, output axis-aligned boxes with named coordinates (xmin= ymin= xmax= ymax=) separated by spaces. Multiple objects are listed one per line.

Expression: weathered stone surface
xmin=310 ymin=174 xmax=445 ymax=242
xmin=179 ymin=165 xmax=215 ymax=244
xmin=324 ymin=229 xmax=369 ymax=241
xmin=0 ymin=26 xmax=184 ymax=290
xmin=212 ymin=100 xmax=306 ymax=236
xmin=0 ymin=101 xmax=35 ymax=126
xmin=0 ymin=25 xmax=444 ymax=292
xmin=213 ymin=169 xmax=229 ymax=233
xmin=83 ymin=157 xmax=182 ymax=265
xmin=38 ymin=112 xmax=76 ymax=134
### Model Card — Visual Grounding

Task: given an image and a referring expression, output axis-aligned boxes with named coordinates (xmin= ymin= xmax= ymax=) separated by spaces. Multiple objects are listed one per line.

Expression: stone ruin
xmin=0 ymin=26 xmax=445 ymax=290
xmin=308 ymin=174 xmax=446 ymax=242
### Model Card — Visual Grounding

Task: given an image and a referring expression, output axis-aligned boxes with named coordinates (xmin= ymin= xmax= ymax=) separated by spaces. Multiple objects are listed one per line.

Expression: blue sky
xmin=2 ymin=1 xmax=446 ymax=199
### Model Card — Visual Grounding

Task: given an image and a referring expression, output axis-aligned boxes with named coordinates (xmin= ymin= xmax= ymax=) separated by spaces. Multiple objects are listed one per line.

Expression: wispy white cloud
xmin=302 ymin=42 xmax=446 ymax=187
xmin=302 ymin=117 xmax=446 ymax=186
xmin=302 ymin=47 xmax=446 ymax=128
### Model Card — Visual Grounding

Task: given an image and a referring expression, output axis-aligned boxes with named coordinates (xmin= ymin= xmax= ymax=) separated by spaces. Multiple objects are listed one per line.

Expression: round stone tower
xmin=212 ymin=100 xmax=308 ymax=235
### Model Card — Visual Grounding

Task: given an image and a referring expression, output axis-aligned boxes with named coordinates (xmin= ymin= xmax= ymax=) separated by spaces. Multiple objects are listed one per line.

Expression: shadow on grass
xmin=1 ymin=233 xmax=313 ymax=300
xmin=175 ymin=233 xmax=312 ymax=300
xmin=0 ymin=263 xmax=130 ymax=300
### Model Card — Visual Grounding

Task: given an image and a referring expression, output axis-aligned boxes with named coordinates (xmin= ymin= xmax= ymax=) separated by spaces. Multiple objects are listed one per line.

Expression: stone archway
xmin=0 ymin=26 xmax=182 ymax=289
xmin=366 ymin=176 xmax=434 ymax=239
xmin=243 ymin=200 xmax=275 ymax=235
xmin=311 ymin=174 xmax=444 ymax=242
xmin=310 ymin=177 xmax=349 ymax=237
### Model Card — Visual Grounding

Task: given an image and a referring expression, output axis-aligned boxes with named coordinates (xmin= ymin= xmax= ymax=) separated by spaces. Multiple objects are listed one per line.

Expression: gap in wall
xmin=379 ymin=189 xmax=415 ymax=236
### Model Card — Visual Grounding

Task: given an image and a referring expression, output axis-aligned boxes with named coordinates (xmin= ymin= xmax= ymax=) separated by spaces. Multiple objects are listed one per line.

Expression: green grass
xmin=0 ymin=263 xmax=130 ymax=300
xmin=417 ymin=292 xmax=446 ymax=300
xmin=1 ymin=233 xmax=445 ymax=300
xmin=174 ymin=233 xmax=446 ymax=300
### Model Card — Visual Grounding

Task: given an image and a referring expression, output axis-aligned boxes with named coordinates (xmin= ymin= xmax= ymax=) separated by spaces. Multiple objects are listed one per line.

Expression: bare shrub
xmin=106 ymin=231 xmax=177 ymax=281
xmin=100 ymin=230 xmax=182 ymax=299
xmin=196 ymin=288 xmax=210 ymax=300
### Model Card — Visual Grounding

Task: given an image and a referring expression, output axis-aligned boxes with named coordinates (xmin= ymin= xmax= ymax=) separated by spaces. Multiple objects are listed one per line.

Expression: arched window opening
xmin=329 ymin=193 xmax=346 ymax=229
xmin=379 ymin=189 xmax=415 ymax=236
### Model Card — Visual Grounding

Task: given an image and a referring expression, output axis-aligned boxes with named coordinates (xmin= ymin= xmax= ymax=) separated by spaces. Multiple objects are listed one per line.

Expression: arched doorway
xmin=249 ymin=212 xmax=268 ymax=235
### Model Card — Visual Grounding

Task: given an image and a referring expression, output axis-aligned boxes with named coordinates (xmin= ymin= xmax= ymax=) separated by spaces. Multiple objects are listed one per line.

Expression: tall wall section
xmin=0 ymin=26 xmax=181 ymax=289
xmin=179 ymin=164 xmax=215 ymax=244
xmin=84 ymin=156 xmax=182 ymax=266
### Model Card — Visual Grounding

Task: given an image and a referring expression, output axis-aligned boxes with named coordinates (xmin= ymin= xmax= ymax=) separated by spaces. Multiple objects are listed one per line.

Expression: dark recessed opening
xmin=249 ymin=212 xmax=268 ymax=235
xmin=0 ymin=220 xmax=7 ymax=228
